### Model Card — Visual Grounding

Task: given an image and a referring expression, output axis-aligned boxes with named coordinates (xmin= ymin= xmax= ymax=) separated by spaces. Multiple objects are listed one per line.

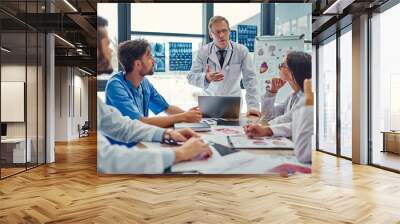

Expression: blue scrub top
xmin=105 ymin=71 xmax=169 ymax=119
xmin=104 ymin=71 xmax=169 ymax=146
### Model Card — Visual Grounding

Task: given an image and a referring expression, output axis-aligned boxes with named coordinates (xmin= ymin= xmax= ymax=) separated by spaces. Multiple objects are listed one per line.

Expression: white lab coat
xmin=97 ymin=97 xmax=175 ymax=174
xmin=292 ymin=100 xmax=313 ymax=163
xmin=98 ymin=97 xmax=164 ymax=143
xmin=187 ymin=41 xmax=259 ymax=110
xmin=261 ymin=90 xmax=304 ymax=137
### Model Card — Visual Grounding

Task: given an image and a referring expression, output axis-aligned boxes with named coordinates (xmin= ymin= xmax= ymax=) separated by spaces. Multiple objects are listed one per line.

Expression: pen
xmin=226 ymin=135 xmax=234 ymax=148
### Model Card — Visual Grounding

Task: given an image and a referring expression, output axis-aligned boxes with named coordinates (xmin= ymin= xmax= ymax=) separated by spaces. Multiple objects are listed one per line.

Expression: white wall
xmin=72 ymin=73 xmax=89 ymax=138
xmin=1 ymin=65 xmax=29 ymax=138
xmin=1 ymin=64 xmax=46 ymax=164
xmin=54 ymin=67 xmax=89 ymax=141
xmin=55 ymin=66 xmax=69 ymax=141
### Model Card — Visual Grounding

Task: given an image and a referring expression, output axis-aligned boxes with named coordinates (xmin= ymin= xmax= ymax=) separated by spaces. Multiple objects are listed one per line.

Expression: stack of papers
xmin=228 ymin=135 xmax=294 ymax=149
xmin=171 ymin=147 xmax=258 ymax=174
xmin=222 ymin=154 xmax=302 ymax=174
xmin=172 ymin=148 xmax=304 ymax=174
xmin=143 ymin=139 xmax=306 ymax=174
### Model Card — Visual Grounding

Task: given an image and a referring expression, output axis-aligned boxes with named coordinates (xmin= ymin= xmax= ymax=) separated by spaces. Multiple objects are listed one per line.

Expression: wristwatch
xmin=162 ymin=128 xmax=174 ymax=144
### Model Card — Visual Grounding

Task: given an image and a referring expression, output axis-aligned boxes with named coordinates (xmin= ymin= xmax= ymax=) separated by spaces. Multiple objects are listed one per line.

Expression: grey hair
xmin=208 ymin=15 xmax=230 ymax=31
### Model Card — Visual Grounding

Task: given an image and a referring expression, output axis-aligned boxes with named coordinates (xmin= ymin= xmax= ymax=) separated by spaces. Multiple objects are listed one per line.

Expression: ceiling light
xmin=1 ymin=47 xmax=11 ymax=53
xmin=63 ymin=0 xmax=78 ymax=12
xmin=76 ymin=49 xmax=84 ymax=55
xmin=54 ymin=34 xmax=75 ymax=48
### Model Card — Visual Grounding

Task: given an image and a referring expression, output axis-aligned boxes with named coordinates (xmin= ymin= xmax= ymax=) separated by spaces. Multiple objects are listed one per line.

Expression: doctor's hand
xmin=172 ymin=128 xmax=200 ymax=142
xmin=246 ymin=108 xmax=262 ymax=117
xmin=174 ymin=138 xmax=213 ymax=162
xmin=268 ymin=77 xmax=286 ymax=93
xmin=243 ymin=124 xmax=273 ymax=137
xmin=189 ymin=106 xmax=200 ymax=112
xmin=179 ymin=110 xmax=202 ymax=123
xmin=205 ymin=65 xmax=224 ymax=83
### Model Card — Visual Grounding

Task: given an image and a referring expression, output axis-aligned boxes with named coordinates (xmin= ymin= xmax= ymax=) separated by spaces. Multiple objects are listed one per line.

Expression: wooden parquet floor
xmin=1 ymin=134 xmax=400 ymax=224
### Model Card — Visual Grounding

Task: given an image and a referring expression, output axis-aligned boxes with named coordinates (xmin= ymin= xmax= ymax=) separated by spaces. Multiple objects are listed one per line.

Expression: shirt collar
xmin=123 ymin=73 xmax=141 ymax=93
xmin=213 ymin=41 xmax=231 ymax=52
xmin=294 ymin=90 xmax=304 ymax=98
xmin=290 ymin=90 xmax=304 ymax=99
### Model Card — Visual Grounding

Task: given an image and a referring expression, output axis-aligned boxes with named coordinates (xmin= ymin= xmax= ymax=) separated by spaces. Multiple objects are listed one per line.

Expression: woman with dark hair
xmin=244 ymin=79 xmax=314 ymax=163
xmin=245 ymin=51 xmax=312 ymax=138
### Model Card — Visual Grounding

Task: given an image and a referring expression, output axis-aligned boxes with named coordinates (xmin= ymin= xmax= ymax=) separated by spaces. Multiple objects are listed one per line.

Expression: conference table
xmin=138 ymin=116 xmax=311 ymax=175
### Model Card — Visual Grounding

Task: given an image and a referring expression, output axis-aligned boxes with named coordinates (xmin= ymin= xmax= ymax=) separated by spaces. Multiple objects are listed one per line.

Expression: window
xmin=130 ymin=35 xmax=204 ymax=110
xmin=214 ymin=3 xmax=261 ymax=33
xmin=214 ymin=3 xmax=260 ymax=53
xmin=371 ymin=3 xmax=400 ymax=171
xmin=131 ymin=4 xmax=203 ymax=35
xmin=129 ymin=3 xmax=204 ymax=111
xmin=129 ymin=35 xmax=203 ymax=75
xmin=275 ymin=3 xmax=312 ymax=41
xmin=339 ymin=28 xmax=352 ymax=158
xmin=317 ymin=36 xmax=337 ymax=154
xmin=275 ymin=3 xmax=312 ymax=54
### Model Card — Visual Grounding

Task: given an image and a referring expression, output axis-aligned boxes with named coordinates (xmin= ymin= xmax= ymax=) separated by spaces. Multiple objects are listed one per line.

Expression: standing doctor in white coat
xmin=187 ymin=16 xmax=260 ymax=115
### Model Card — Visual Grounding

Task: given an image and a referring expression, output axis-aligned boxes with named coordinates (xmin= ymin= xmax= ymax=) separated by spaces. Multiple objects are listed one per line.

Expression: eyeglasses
xmin=278 ymin=62 xmax=288 ymax=70
xmin=211 ymin=29 xmax=229 ymax=36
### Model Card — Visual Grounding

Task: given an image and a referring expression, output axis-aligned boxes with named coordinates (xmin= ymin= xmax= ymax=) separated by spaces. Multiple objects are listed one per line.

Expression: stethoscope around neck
xmin=206 ymin=41 xmax=234 ymax=71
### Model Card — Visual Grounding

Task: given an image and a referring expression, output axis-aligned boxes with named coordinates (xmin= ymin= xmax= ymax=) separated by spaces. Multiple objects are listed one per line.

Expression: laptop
xmin=202 ymin=118 xmax=245 ymax=126
xmin=198 ymin=96 xmax=241 ymax=119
